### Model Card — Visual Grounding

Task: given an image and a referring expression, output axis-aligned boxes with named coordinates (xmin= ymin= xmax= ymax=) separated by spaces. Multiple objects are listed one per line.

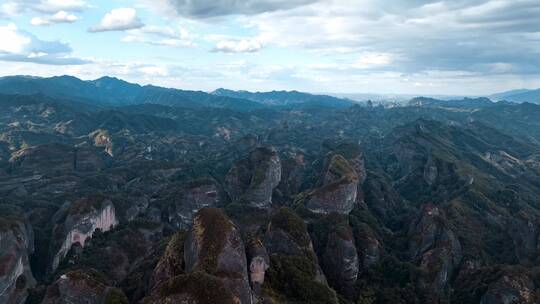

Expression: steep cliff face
xmin=51 ymin=195 xmax=118 ymax=271
xmin=409 ymin=204 xmax=462 ymax=303
xmin=41 ymin=270 xmax=128 ymax=304
xmin=246 ymin=238 xmax=270 ymax=298
xmin=183 ymin=208 xmax=252 ymax=304
xmin=480 ymin=272 xmax=539 ymax=304
xmin=0 ymin=207 xmax=35 ymax=304
xmin=225 ymin=147 xmax=281 ymax=208
xmin=305 ymin=154 xmax=359 ymax=215
xmin=264 ymin=208 xmax=339 ymax=304
xmin=168 ymin=179 xmax=223 ymax=229
xmin=322 ymin=222 xmax=359 ymax=297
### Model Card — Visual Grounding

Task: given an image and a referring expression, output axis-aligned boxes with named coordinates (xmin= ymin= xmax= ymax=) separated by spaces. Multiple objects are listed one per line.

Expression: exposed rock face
xmin=168 ymin=178 xmax=223 ymax=229
xmin=264 ymin=208 xmax=339 ymax=304
xmin=409 ymin=204 xmax=462 ymax=303
xmin=225 ymin=147 xmax=281 ymax=208
xmin=90 ymin=129 xmax=114 ymax=156
xmin=322 ymin=223 xmax=359 ymax=296
xmin=51 ymin=195 xmax=118 ymax=271
xmin=0 ymin=208 xmax=35 ymax=304
xmin=480 ymin=273 xmax=538 ymax=304
xmin=41 ymin=270 xmax=128 ymax=304
xmin=354 ymin=223 xmax=381 ymax=269
xmin=305 ymin=154 xmax=359 ymax=214
xmin=151 ymin=230 xmax=187 ymax=288
xmin=246 ymin=238 xmax=270 ymax=296
xmin=183 ymin=208 xmax=252 ymax=304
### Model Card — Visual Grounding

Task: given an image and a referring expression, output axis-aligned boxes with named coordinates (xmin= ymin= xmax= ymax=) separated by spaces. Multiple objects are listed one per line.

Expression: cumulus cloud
xmin=213 ymin=38 xmax=262 ymax=53
xmin=0 ymin=23 xmax=87 ymax=65
xmin=89 ymin=8 xmax=144 ymax=32
xmin=31 ymin=10 xmax=78 ymax=26
xmin=153 ymin=0 xmax=318 ymax=18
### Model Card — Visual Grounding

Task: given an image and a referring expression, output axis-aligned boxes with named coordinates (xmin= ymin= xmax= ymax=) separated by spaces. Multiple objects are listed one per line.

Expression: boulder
xmin=225 ymin=147 xmax=281 ymax=208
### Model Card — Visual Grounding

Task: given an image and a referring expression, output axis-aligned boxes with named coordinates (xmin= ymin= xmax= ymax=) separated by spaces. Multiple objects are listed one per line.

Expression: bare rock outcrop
xmin=305 ymin=154 xmax=359 ymax=215
xmin=408 ymin=204 xmax=462 ymax=303
xmin=264 ymin=207 xmax=339 ymax=304
xmin=168 ymin=178 xmax=223 ymax=229
xmin=50 ymin=195 xmax=118 ymax=271
xmin=246 ymin=238 xmax=270 ymax=297
xmin=183 ymin=208 xmax=252 ymax=304
xmin=322 ymin=222 xmax=359 ymax=297
xmin=225 ymin=147 xmax=281 ymax=208
xmin=0 ymin=207 xmax=35 ymax=304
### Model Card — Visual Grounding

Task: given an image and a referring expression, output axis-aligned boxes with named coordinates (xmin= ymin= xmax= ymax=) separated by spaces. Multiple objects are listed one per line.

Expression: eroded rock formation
xmin=225 ymin=147 xmax=281 ymax=208
xmin=305 ymin=154 xmax=359 ymax=214
xmin=50 ymin=195 xmax=118 ymax=271
xmin=0 ymin=207 xmax=35 ymax=304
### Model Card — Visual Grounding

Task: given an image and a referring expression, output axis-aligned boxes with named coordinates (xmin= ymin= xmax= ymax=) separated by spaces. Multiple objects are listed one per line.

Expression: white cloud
xmin=0 ymin=23 xmax=87 ymax=65
xmin=89 ymin=8 xmax=144 ymax=32
xmin=213 ymin=39 xmax=262 ymax=53
xmin=353 ymin=52 xmax=394 ymax=69
xmin=31 ymin=10 xmax=78 ymax=26
xmin=122 ymin=25 xmax=196 ymax=47
xmin=1 ymin=0 xmax=87 ymax=16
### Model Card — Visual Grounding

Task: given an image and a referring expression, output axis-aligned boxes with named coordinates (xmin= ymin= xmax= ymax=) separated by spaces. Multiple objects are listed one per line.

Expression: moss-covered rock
xmin=184 ymin=208 xmax=252 ymax=303
xmin=225 ymin=147 xmax=281 ymax=208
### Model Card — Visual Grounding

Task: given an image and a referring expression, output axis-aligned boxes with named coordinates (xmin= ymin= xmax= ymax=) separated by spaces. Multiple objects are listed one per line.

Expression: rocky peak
xmin=225 ymin=146 xmax=281 ymax=208
xmin=184 ymin=208 xmax=252 ymax=303
xmin=321 ymin=220 xmax=359 ymax=298
xmin=168 ymin=178 xmax=223 ymax=229
xmin=263 ymin=208 xmax=339 ymax=303
xmin=409 ymin=204 xmax=462 ymax=303
xmin=304 ymin=154 xmax=359 ymax=214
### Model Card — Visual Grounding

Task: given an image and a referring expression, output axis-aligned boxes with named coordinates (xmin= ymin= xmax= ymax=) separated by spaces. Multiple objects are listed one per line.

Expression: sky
xmin=0 ymin=0 xmax=540 ymax=95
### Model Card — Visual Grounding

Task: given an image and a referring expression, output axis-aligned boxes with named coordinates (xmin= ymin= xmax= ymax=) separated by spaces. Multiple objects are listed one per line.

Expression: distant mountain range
xmin=490 ymin=88 xmax=540 ymax=103
xmin=212 ymin=88 xmax=353 ymax=108
xmin=0 ymin=76 xmax=356 ymax=111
